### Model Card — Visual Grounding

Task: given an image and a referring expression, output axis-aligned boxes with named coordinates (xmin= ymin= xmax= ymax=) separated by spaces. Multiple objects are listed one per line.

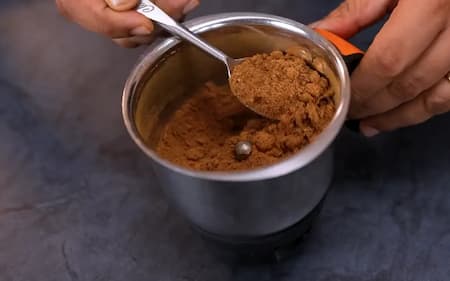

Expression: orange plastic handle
xmin=315 ymin=28 xmax=364 ymax=133
xmin=314 ymin=28 xmax=363 ymax=56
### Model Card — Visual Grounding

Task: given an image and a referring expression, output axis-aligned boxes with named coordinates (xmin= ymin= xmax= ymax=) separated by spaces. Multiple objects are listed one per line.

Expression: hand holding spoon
xmin=136 ymin=0 xmax=244 ymax=77
xmin=136 ymin=1 xmax=292 ymax=120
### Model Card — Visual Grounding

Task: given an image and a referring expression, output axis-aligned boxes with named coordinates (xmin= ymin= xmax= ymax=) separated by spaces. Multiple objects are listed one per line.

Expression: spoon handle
xmin=136 ymin=0 xmax=230 ymax=65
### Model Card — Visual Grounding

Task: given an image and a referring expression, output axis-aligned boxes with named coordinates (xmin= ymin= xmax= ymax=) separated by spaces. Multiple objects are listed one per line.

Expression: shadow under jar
xmin=122 ymin=13 xmax=351 ymax=262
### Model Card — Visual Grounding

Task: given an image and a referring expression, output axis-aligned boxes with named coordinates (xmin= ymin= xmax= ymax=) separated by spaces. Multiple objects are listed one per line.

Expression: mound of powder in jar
xmin=229 ymin=49 xmax=331 ymax=120
xmin=155 ymin=79 xmax=335 ymax=171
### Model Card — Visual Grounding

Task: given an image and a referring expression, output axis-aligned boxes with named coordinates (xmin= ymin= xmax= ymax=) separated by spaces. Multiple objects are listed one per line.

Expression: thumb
xmin=106 ymin=0 xmax=199 ymax=18
xmin=311 ymin=0 xmax=397 ymax=39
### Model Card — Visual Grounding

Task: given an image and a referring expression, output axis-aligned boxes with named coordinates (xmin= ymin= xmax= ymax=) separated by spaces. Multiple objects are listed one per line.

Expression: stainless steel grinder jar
xmin=122 ymin=13 xmax=353 ymax=247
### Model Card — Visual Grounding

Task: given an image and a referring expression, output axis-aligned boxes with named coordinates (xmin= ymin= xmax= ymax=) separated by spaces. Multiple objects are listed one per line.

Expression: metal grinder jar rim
xmin=122 ymin=12 xmax=351 ymax=182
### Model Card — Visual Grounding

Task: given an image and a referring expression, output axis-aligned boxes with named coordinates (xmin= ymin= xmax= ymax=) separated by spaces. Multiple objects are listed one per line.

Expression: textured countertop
xmin=1 ymin=1 xmax=449 ymax=280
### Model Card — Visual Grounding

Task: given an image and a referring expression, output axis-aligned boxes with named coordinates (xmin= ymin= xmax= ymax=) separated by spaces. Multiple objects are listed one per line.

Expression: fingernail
xmin=182 ymin=0 xmax=199 ymax=14
xmin=108 ymin=0 xmax=125 ymax=6
xmin=360 ymin=125 xmax=379 ymax=138
xmin=130 ymin=35 xmax=154 ymax=45
xmin=106 ymin=0 xmax=133 ymax=10
xmin=309 ymin=20 xmax=323 ymax=28
xmin=131 ymin=25 xmax=152 ymax=36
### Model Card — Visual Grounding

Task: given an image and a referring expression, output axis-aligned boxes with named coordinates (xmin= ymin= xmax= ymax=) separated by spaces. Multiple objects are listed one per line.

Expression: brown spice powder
xmin=155 ymin=50 xmax=336 ymax=171
xmin=230 ymin=49 xmax=332 ymax=120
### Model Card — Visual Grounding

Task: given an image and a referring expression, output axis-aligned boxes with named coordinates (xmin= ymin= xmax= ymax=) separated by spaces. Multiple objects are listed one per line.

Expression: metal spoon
xmin=136 ymin=0 xmax=244 ymax=77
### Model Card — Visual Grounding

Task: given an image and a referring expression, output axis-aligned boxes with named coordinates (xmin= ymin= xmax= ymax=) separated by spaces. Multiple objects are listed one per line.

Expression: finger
xmin=350 ymin=0 xmax=448 ymax=115
xmin=311 ymin=0 xmax=396 ymax=39
xmin=353 ymin=27 xmax=450 ymax=118
xmin=386 ymin=27 xmax=450 ymax=103
xmin=112 ymin=35 xmax=155 ymax=48
xmin=155 ymin=0 xmax=199 ymax=20
xmin=105 ymin=0 xmax=139 ymax=11
xmin=359 ymin=78 xmax=450 ymax=136
xmin=56 ymin=0 xmax=153 ymax=38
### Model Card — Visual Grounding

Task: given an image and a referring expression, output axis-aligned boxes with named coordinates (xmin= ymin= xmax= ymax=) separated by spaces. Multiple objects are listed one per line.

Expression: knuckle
xmin=389 ymin=74 xmax=425 ymax=101
xmin=351 ymin=87 xmax=366 ymax=105
xmin=94 ymin=21 xmax=114 ymax=37
xmin=100 ymin=25 xmax=116 ymax=38
xmin=349 ymin=95 xmax=371 ymax=118
xmin=92 ymin=8 xmax=117 ymax=37
xmin=369 ymin=44 xmax=404 ymax=79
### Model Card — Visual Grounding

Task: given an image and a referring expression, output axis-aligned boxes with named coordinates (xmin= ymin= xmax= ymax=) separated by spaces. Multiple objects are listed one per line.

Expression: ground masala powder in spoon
xmin=155 ymin=49 xmax=336 ymax=171
xmin=229 ymin=50 xmax=331 ymax=120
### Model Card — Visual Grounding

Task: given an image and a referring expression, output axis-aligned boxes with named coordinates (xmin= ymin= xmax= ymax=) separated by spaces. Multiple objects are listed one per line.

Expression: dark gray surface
xmin=1 ymin=1 xmax=449 ymax=280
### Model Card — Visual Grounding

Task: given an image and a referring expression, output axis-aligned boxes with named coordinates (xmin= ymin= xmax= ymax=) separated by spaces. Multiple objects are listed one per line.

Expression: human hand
xmin=312 ymin=0 xmax=450 ymax=137
xmin=56 ymin=0 xmax=199 ymax=48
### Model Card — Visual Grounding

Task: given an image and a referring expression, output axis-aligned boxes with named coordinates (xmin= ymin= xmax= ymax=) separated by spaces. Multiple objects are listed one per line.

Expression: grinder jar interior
xmin=127 ymin=18 xmax=344 ymax=174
